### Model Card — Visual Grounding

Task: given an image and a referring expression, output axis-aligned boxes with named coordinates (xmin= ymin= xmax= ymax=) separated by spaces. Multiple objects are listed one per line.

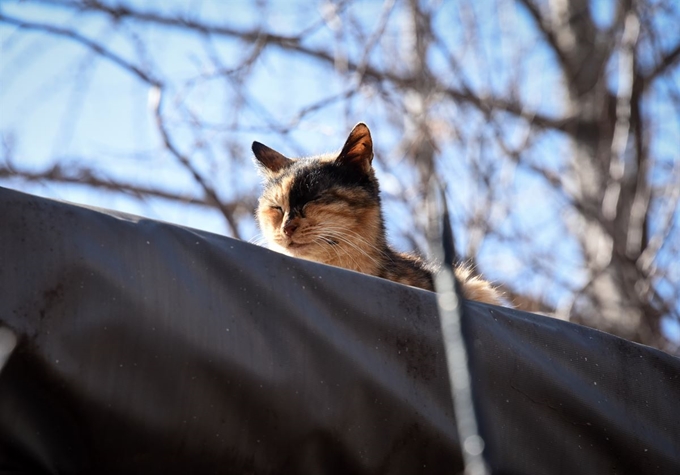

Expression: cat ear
xmin=252 ymin=141 xmax=292 ymax=176
xmin=337 ymin=123 xmax=373 ymax=174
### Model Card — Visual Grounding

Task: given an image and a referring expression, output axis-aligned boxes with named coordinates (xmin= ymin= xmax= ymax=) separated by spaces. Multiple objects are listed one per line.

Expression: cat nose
xmin=283 ymin=220 xmax=299 ymax=237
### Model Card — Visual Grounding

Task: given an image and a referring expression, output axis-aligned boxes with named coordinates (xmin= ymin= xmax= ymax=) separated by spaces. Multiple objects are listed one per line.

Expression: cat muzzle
xmin=283 ymin=221 xmax=299 ymax=237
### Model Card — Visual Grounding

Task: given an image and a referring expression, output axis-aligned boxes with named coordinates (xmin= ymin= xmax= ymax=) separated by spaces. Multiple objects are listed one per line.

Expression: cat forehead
xmin=261 ymin=151 xmax=376 ymax=206
xmin=265 ymin=155 xmax=336 ymax=189
xmin=308 ymin=153 xmax=337 ymax=164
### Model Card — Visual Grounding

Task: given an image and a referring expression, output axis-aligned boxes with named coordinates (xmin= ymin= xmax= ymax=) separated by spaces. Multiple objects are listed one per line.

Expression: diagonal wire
xmin=427 ymin=178 xmax=489 ymax=475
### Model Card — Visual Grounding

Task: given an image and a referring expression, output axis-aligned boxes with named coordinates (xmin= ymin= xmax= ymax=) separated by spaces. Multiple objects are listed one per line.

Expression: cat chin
xmin=268 ymin=242 xmax=292 ymax=255
xmin=268 ymin=241 xmax=313 ymax=258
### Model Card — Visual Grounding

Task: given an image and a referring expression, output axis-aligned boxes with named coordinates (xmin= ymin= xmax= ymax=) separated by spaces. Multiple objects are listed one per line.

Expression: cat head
xmin=252 ymin=123 xmax=384 ymax=270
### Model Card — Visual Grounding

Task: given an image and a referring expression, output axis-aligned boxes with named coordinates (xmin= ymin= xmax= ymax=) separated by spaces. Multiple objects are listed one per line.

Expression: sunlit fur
xmin=253 ymin=123 xmax=503 ymax=306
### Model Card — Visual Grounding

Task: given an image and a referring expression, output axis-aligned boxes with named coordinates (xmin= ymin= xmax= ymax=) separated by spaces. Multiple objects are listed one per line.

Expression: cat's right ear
xmin=337 ymin=123 xmax=373 ymax=174
xmin=252 ymin=142 xmax=292 ymax=177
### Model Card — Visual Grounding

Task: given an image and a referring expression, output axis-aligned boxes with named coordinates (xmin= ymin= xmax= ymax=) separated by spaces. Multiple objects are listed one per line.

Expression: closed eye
xmin=270 ymin=205 xmax=283 ymax=213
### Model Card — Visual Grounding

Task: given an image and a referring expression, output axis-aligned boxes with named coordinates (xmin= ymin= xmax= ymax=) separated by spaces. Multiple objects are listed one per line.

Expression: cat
xmin=252 ymin=123 xmax=503 ymax=306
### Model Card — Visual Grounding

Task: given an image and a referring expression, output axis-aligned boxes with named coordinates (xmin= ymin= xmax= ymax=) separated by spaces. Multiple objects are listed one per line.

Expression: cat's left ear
xmin=252 ymin=141 xmax=292 ymax=177
xmin=337 ymin=123 xmax=373 ymax=174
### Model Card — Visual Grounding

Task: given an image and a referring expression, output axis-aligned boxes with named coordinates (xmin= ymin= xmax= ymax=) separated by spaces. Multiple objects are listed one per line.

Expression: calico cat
xmin=252 ymin=123 xmax=502 ymax=305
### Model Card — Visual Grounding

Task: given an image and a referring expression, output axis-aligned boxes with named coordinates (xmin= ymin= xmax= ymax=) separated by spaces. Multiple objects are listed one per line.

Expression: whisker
xmin=304 ymin=230 xmax=371 ymax=270
xmin=311 ymin=237 xmax=334 ymax=261
xmin=327 ymin=238 xmax=364 ymax=269
xmin=249 ymin=234 xmax=269 ymax=246
xmin=319 ymin=225 xmax=391 ymax=256
xmin=320 ymin=228 xmax=388 ymax=259
xmin=319 ymin=231 xmax=383 ymax=269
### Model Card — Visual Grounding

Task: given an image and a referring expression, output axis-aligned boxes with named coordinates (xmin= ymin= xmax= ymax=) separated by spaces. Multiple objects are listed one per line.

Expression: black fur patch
xmin=281 ymin=161 xmax=379 ymax=215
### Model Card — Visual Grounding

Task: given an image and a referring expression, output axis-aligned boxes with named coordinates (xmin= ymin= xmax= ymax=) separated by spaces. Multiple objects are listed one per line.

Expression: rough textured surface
xmin=0 ymin=186 xmax=678 ymax=474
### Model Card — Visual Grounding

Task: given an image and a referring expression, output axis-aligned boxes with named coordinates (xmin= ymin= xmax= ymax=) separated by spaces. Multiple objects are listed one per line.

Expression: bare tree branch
xmin=0 ymin=162 xmax=255 ymax=214
xmin=644 ymin=40 xmax=680 ymax=85
xmin=27 ymin=0 xmax=574 ymax=133
xmin=0 ymin=12 xmax=159 ymax=86
xmin=150 ymin=87 xmax=243 ymax=239
xmin=516 ymin=0 xmax=570 ymax=72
